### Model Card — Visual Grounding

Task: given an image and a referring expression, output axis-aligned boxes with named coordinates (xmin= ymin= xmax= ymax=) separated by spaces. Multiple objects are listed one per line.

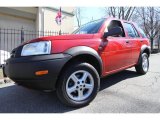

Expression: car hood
xmin=42 ymin=34 xmax=94 ymax=40
xmin=21 ymin=34 xmax=94 ymax=45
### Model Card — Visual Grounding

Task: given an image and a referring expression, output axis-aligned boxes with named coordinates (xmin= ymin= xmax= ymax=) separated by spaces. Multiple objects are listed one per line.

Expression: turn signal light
xmin=35 ymin=70 xmax=48 ymax=76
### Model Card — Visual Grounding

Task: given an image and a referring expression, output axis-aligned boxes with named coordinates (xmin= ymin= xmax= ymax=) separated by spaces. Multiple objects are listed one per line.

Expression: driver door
xmin=102 ymin=20 xmax=132 ymax=74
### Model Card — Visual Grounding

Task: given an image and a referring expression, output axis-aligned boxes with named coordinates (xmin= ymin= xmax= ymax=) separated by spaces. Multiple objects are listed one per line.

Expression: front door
xmin=105 ymin=37 xmax=132 ymax=73
xmin=102 ymin=20 xmax=132 ymax=74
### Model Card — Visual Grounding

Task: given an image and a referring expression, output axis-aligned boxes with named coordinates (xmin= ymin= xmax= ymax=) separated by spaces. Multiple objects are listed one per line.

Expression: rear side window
xmin=123 ymin=22 xmax=139 ymax=38
xmin=134 ymin=24 xmax=147 ymax=38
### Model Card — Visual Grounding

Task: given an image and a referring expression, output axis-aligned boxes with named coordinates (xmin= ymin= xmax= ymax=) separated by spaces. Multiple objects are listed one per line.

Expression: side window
xmin=132 ymin=26 xmax=140 ymax=37
xmin=134 ymin=24 xmax=147 ymax=38
xmin=123 ymin=23 xmax=139 ymax=38
xmin=105 ymin=20 xmax=126 ymax=37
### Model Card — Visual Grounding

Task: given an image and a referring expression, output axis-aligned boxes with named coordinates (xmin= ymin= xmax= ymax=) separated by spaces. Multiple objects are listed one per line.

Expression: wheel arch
xmin=141 ymin=45 xmax=151 ymax=57
xmin=55 ymin=46 xmax=103 ymax=88
xmin=64 ymin=46 xmax=103 ymax=76
xmin=137 ymin=45 xmax=151 ymax=65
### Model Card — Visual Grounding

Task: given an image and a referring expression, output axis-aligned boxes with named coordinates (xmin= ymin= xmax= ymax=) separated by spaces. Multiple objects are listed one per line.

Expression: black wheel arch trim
xmin=137 ymin=45 xmax=151 ymax=65
xmin=64 ymin=46 xmax=103 ymax=76
xmin=141 ymin=45 xmax=151 ymax=56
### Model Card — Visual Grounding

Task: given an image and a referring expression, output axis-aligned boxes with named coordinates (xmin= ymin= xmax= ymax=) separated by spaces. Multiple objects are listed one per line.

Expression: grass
xmin=0 ymin=69 xmax=3 ymax=79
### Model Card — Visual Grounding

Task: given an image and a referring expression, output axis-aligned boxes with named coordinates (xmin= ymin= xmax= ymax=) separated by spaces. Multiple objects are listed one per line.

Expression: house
xmin=0 ymin=7 xmax=74 ymax=33
xmin=0 ymin=7 xmax=74 ymax=54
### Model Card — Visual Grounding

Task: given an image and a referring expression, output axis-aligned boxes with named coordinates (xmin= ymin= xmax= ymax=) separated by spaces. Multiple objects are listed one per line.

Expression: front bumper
xmin=4 ymin=54 xmax=72 ymax=90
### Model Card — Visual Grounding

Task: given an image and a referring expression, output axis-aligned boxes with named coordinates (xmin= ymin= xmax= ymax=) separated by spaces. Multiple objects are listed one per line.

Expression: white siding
xmin=43 ymin=7 xmax=74 ymax=33
xmin=0 ymin=13 xmax=35 ymax=30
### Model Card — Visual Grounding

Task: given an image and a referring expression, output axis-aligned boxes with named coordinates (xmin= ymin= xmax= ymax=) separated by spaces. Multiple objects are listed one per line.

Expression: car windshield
xmin=72 ymin=18 xmax=105 ymax=34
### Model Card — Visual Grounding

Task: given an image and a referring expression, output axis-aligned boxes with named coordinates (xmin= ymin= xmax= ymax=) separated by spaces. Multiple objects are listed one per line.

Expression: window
xmin=132 ymin=26 xmax=140 ymax=37
xmin=123 ymin=23 xmax=139 ymax=38
xmin=72 ymin=18 xmax=105 ymax=34
xmin=134 ymin=24 xmax=147 ymax=38
xmin=106 ymin=20 xmax=125 ymax=37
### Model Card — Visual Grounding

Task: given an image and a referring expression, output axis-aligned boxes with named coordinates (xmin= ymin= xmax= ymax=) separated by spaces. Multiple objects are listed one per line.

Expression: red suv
xmin=4 ymin=17 xmax=151 ymax=107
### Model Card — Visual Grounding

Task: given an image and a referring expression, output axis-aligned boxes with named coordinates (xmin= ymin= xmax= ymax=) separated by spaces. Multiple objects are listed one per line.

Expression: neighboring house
xmin=0 ymin=7 xmax=74 ymax=33
xmin=0 ymin=7 xmax=74 ymax=53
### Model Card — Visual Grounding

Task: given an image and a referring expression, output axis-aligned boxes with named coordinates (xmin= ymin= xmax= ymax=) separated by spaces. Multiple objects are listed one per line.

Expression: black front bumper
xmin=4 ymin=54 xmax=72 ymax=90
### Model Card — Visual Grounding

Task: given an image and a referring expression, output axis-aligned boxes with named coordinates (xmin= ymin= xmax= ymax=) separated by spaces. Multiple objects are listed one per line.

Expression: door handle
xmin=140 ymin=40 xmax=143 ymax=42
xmin=126 ymin=40 xmax=130 ymax=43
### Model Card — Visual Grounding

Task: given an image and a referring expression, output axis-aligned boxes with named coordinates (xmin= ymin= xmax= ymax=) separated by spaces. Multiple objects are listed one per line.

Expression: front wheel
xmin=135 ymin=53 xmax=149 ymax=75
xmin=56 ymin=62 xmax=100 ymax=107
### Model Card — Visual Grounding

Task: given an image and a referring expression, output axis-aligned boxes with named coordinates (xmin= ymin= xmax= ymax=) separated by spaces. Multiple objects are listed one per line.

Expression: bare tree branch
xmin=104 ymin=7 xmax=136 ymax=20
xmin=74 ymin=8 xmax=82 ymax=28
xmin=136 ymin=7 xmax=160 ymax=50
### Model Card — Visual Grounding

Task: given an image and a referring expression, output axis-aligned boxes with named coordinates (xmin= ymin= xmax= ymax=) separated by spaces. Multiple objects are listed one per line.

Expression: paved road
xmin=0 ymin=53 xmax=160 ymax=113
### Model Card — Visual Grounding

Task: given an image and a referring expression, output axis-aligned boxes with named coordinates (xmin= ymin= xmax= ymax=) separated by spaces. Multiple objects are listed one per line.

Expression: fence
xmin=0 ymin=28 xmax=68 ymax=66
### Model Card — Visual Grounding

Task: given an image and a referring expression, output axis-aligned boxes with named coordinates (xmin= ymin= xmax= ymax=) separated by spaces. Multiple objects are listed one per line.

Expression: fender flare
xmin=64 ymin=46 xmax=103 ymax=75
xmin=137 ymin=45 xmax=151 ymax=65
xmin=141 ymin=45 xmax=151 ymax=56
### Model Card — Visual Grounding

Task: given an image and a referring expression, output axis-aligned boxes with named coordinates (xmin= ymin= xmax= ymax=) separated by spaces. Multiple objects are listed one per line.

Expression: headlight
xmin=21 ymin=41 xmax=51 ymax=56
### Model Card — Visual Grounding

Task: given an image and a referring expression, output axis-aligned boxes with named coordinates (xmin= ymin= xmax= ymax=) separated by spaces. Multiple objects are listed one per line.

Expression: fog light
xmin=35 ymin=70 xmax=48 ymax=76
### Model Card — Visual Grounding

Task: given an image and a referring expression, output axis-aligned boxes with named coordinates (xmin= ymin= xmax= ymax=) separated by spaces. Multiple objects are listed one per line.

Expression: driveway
xmin=0 ymin=53 xmax=160 ymax=113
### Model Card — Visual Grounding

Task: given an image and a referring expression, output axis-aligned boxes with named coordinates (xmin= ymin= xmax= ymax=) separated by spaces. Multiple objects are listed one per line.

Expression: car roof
xmin=102 ymin=17 xmax=136 ymax=25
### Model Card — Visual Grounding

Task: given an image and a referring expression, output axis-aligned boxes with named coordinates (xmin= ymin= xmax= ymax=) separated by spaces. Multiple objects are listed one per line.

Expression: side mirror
xmin=103 ymin=27 xmax=123 ymax=38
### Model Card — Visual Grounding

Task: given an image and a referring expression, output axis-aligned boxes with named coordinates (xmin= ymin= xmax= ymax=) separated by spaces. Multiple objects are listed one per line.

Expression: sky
xmin=74 ymin=7 xmax=106 ymax=29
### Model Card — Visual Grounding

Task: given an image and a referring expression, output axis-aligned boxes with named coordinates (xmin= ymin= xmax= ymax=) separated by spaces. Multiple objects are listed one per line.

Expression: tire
xmin=56 ymin=62 xmax=100 ymax=107
xmin=135 ymin=53 xmax=149 ymax=75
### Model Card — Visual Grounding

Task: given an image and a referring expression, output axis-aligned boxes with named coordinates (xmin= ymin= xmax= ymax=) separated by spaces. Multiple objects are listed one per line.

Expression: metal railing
xmin=0 ymin=28 xmax=68 ymax=66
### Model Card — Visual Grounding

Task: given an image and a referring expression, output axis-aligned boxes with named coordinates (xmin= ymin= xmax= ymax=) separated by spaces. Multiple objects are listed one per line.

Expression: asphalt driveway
xmin=0 ymin=53 xmax=160 ymax=113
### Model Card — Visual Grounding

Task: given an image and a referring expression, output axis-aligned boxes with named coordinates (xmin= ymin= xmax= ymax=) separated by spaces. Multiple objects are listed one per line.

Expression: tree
xmin=136 ymin=7 xmax=160 ymax=51
xmin=74 ymin=8 xmax=82 ymax=28
xmin=104 ymin=7 xmax=136 ymax=20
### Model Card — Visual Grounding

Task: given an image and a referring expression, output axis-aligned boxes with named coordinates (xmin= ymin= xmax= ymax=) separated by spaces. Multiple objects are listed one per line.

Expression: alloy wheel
xmin=66 ymin=70 xmax=94 ymax=101
xmin=142 ymin=55 xmax=148 ymax=72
